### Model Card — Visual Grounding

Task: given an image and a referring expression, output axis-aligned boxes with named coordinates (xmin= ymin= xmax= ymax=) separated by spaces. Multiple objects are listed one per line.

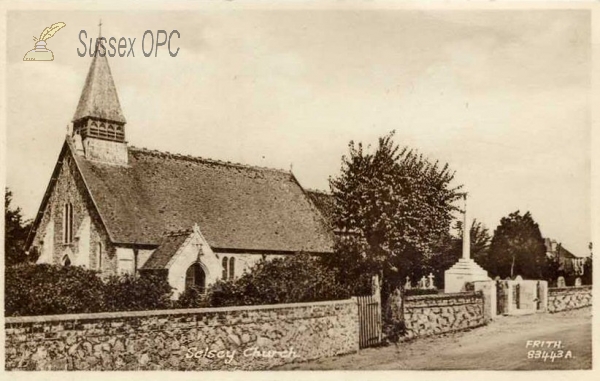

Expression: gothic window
xmin=185 ymin=263 xmax=206 ymax=293
xmin=229 ymin=257 xmax=235 ymax=279
xmin=63 ymin=255 xmax=71 ymax=267
xmin=222 ymin=257 xmax=228 ymax=280
xmin=97 ymin=242 xmax=102 ymax=271
xmin=63 ymin=202 xmax=73 ymax=244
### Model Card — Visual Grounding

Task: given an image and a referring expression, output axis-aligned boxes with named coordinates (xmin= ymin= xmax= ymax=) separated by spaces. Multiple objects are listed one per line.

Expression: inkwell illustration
xmin=23 ymin=22 xmax=66 ymax=61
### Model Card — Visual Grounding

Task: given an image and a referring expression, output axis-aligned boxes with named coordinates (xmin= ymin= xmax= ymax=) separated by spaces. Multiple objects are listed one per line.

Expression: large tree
xmin=329 ymin=132 xmax=462 ymax=293
xmin=4 ymin=188 xmax=31 ymax=266
xmin=487 ymin=211 xmax=548 ymax=279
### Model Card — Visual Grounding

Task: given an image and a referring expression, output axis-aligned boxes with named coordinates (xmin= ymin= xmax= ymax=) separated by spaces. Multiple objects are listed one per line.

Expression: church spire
xmin=72 ymin=42 xmax=126 ymax=125
xmin=70 ymin=21 xmax=129 ymax=165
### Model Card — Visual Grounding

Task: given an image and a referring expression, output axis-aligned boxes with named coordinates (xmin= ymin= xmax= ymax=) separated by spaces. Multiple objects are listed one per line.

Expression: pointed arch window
xmin=222 ymin=257 xmax=228 ymax=280
xmin=63 ymin=202 xmax=74 ymax=244
xmin=62 ymin=255 xmax=71 ymax=267
xmin=97 ymin=242 xmax=102 ymax=271
xmin=229 ymin=257 xmax=235 ymax=279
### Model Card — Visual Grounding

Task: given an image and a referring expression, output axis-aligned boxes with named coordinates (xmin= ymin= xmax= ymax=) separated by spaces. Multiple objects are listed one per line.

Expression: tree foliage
xmin=487 ymin=211 xmax=549 ymax=279
xmin=4 ymin=188 xmax=32 ymax=266
xmin=206 ymin=252 xmax=350 ymax=307
xmin=329 ymin=131 xmax=462 ymax=292
xmin=319 ymin=235 xmax=375 ymax=297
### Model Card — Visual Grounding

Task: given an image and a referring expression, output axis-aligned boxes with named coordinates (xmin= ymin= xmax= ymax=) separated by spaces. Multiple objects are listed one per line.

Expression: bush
xmin=5 ymin=264 xmax=174 ymax=316
xmin=5 ymin=263 xmax=106 ymax=316
xmin=175 ymin=286 xmax=209 ymax=309
xmin=103 ymin=272 xmax=173 ymax=312
xmin=206 ymin=252 xmax=350 ymax=307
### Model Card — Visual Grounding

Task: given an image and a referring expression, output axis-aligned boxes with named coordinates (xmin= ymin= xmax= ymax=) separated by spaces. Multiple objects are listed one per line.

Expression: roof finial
xmin=98 ymin=19 xmax=102 ymax=38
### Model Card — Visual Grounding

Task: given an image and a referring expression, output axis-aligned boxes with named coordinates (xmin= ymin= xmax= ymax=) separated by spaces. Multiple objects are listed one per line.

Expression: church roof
xmin=141 ymin=230 xmax=192 ymax=270
xmin=73 ymin=144 xmax=335 ymax=253
xmin=72 ymin=50 xmax=126 ymax=123
xmin=306 ymin=189 xmax=335 ymax=228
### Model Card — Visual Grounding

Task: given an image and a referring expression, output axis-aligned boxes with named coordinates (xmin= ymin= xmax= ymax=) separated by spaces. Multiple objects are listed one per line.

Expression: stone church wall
xmin=30 ymin=149 xmax=117 ymax=275
xmin=4 ymin=298 xmax=358 ymax=370
xmin=547 ymin=285 xmax=592 ymax=313
xmin=403 ymin=291 xmax=486 ymax=339
xmin=216 ymin=253 xmax=286 ymax=279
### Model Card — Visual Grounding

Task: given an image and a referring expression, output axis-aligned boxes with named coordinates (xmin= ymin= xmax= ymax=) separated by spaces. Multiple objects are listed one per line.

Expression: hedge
xmin=5 ymin=264 xmax=173 ymax=317
xmin=205 ymin=252 xmax=352 ymax=308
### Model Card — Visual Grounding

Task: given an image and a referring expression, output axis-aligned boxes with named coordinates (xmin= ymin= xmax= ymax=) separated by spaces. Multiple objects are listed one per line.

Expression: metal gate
xmin=357 ymin=294 xmax=382 ymax=348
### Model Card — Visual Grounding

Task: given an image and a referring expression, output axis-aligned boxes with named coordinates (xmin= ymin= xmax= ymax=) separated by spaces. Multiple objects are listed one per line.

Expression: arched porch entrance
xmin=185 ymin=262 xmax=206 ymax=293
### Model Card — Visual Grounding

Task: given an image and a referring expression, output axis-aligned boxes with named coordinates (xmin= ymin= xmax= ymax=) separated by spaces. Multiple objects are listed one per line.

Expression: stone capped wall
xmin=403 ymin=291 xmax=485 ymax=339
xmin=5 ymin=299 xmax=358 ymax=371
xmin=547 ymin=286 xmax=592 ymax=313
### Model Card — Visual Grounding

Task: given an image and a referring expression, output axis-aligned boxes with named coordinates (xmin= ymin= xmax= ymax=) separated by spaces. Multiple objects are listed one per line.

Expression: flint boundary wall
xmin=403 ymin=291 xmax=486 ymax=339
xmin=547 ymin=285 xmax=592 ymax=313
xmin=5 ymin=299 xmax=359 ymax=371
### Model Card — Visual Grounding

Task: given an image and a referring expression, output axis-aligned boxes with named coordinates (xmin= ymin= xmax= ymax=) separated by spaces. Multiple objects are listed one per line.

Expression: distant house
xmin=26 ymin=47 xmax=334 ymax=298
xmin=544 ymin=238 xmax=585 ymax=276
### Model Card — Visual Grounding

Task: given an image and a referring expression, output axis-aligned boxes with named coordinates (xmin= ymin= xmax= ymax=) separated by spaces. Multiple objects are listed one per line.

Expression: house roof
xmin=141 ymin=230 xmax=191 ymax=270
xmin=306 ymin=189 xmax=335 ymax=228
xmin=72 ymin=144 xmax=335 ymax=253
xmin=72 ymin=48 xmax=126 ymax=123
xmin=544 ymin=238 xmax=579 ymax=259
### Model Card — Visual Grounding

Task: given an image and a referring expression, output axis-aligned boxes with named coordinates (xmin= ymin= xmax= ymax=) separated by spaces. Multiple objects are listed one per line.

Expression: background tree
xmin=319 ymin=234 xmax=374 ymax=296
xmin=329 ymin=131 xmax=462 ymax=296
xmin=4 ymin=188 xmax=32 ymax=266
xmin=487 ymin=211 xmax=548 ymax=279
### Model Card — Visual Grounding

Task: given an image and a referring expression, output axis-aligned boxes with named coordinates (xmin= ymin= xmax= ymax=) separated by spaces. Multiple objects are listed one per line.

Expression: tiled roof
xmin=73 ymin=145 xmax=334 ymax=253
xmin=72 ymin=50 xmax=126 ymax=123
xmin=141 ymin=230 xmax=191 ymax=270
xmin=306 ymin=189 xmax=335 ymax=228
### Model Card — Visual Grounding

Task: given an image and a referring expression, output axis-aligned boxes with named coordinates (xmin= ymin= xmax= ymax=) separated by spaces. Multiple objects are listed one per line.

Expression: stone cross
xmin=419 ymin=276 xmax=427 ymax=289
xmin=462 ymin=193 xmax=470 ymax=260
xmin=427 ymin=272 xmax=435 ymax=289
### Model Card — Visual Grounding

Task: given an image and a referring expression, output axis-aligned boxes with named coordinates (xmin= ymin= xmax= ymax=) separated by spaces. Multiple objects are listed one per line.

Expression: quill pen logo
xmin=23 ymin=22 xmax=66 ymax=61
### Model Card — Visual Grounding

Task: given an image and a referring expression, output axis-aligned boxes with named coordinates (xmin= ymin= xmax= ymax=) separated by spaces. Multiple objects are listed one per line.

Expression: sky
xmin=4 ymin=9 xmax=591 ymax=256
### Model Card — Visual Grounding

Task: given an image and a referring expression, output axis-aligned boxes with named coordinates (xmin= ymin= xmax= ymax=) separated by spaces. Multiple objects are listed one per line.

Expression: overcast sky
xmin=5 ymin=9 xmax=591 ymax=256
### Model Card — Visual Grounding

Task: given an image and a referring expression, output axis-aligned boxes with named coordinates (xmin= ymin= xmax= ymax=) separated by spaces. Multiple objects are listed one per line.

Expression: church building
xmin=25 ymin=46 xmax=334 ymax=298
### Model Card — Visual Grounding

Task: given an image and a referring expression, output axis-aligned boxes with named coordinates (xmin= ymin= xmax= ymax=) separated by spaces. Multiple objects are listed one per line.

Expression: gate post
xmin=472 ymin=280 xmax=496 ymax=321
xmin=371 ymin=274 xmax=382 ymax=342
